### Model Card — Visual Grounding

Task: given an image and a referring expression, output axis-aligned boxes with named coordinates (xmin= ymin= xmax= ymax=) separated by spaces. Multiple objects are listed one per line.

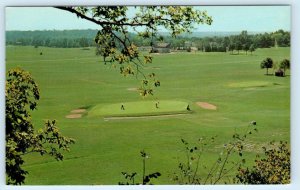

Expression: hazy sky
xmin=5 ymin=6 xmax=290 ymax=32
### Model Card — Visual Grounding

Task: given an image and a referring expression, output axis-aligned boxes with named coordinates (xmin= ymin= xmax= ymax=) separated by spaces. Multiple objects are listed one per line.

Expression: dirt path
xmin=196 ymin=102 xmax=217 ymax=110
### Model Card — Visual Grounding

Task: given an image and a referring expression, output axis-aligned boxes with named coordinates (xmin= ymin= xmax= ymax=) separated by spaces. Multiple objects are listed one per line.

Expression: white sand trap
xmin=66 ymin=109 xmax=87 ymax=119
xmin=127 ymin=87 xmax=139 ymax=91
xmin=70 ymin=109 xmax=86 ymax=113
xmin=196 ymin=102 xmax=217 ymax=110
xmin=66 ymin=114 xmax=82 ymax=119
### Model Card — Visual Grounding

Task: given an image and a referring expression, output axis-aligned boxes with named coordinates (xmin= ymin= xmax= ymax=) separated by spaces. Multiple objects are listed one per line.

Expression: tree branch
xmin=55 ymin=7 xmax=151 ymax=27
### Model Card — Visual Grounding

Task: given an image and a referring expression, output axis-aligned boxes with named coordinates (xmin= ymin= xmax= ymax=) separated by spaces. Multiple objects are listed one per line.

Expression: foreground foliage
xmin=119 ymin=150 xmax=161 ymax=185
xmin=236 ymin=141 xmax=290 ymax=184
xmin=6 ymin=68 xmax=75 ymax=185
xmin=119 ymin=123 xmax=290 ymax=185
xmin=172 ymin=122 xmax=258 ymax=184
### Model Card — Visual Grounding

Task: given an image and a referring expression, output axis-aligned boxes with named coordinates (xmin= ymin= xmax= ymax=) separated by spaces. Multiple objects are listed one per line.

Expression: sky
xmin=5 ymin=6 xmax=290 ymax=32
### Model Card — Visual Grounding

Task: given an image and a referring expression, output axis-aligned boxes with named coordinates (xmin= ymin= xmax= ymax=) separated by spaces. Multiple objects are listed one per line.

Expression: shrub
xmin=236 ymin=141 xmax=290 ymax=184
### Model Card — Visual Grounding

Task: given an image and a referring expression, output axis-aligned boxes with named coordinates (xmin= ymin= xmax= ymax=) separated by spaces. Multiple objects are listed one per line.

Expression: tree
xmin=228 ymin=42 xmax=235 ymax=54
xmin=237 ymin=141 xmax=290 ymax=184
xmin=256 ymin=33 xmax=273 ymax=48
xmin=239 ymin=30 xmax=251 ymax=55
xmin=242 ymin=43 xmax=250 ymax=55
xmin=249 ymin=44 xmax=255 ymax=55
xmin=78 ymin=37 xmax=90 ymax=47
xmin=6 ymin=68 xmax=75 ymax=185
xmin=56 ymin=6 xmax=212 ymax=96
xmin=272 ymin=30 xmax=290 ymax=47
xmin=260 ymin=58 xmax=273 ymax=75
xmin=235 ymin=41 xmax=242 ymax=55
xmin=222 ymin=36 xmax=230 ymax=51
xmin=279 ymin=59 xmax=290 ymax=76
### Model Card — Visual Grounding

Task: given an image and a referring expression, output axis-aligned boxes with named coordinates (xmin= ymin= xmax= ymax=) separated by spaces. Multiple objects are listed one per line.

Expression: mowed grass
xmin=88 ymin=100 xmax=190 ymax=117
xmin=6 ymin=46 xmax=290 ymax=185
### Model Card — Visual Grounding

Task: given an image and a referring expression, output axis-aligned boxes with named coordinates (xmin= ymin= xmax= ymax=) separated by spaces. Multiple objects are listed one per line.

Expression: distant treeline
xmin=6 ymin=29 xmax=97 ymax=48
xmin=151 ymin=30 xmax=290 ymax=53
xmin=6 ymin=29 xmax=290 ymax=51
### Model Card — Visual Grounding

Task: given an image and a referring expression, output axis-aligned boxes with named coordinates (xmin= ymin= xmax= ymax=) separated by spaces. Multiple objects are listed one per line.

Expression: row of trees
xmin=6 ymin=29 xmax=290 ymax=51
xmin=8 ymin=36 xmax=93 ymax=48
xmin=131 ymin=29 xmax=290 ymax=53
xmin=6 ymin=29 xmax=97 ymax=48
xmin=260 ymin=58 xmax=290 ymax=76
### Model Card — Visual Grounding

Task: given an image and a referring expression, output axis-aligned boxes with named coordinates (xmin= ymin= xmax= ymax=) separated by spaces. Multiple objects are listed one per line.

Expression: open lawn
xmin=6 ymin=46 xmax=290 ymax=184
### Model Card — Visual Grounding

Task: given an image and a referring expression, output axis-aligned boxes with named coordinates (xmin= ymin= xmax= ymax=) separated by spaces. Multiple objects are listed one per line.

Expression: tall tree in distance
xmin=235 ymin=41 xmax=242 ymax=55
xmin=249 ymin=44 xmax=256 ymax=55
xmin=240 ymin=30 xmax=250 ymax=53
xmin=243 ymin=43 xmax=250 ymax=55
xmin=55 ymin=6 xmax=212 ymax=97
xmin=260 ymin=58 xmax=274 ymax=75
xmin=228 ymin=42 xmax=235 ymax=54
xmin=279 ymin=59 xmax=290 ymax=76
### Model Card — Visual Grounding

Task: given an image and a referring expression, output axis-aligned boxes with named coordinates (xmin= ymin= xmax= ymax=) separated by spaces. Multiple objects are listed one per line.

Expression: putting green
xmin=87 ymin=100 xmax=190 ymax=118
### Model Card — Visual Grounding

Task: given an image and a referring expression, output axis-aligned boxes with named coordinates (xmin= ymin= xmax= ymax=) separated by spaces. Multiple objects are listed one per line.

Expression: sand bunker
xmin=66 ymin=114 xmax=82 ymax=119
xmin=127 ymin=87 xmax=139 ymax=91
xmin=71 ymin=109 xmax=86 ymax=113
xmin=66 ymin=109 xmax=87 ymax=119
xmin=196 ymin=102 xmax=217 ymax=110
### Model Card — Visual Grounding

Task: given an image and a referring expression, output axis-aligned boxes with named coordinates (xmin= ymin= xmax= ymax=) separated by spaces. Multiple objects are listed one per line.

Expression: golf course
xmin=6 ymin=45 xmax=290 ymax=184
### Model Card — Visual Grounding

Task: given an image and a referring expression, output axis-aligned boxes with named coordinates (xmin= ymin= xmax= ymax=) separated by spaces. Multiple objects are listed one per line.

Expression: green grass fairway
xmin=228 ymin=81 xmax=272 ymax=88
xmin=88 ymin=100 xmax=190 ymax=118
xmin=6 ymin=46 xmax=290 ymax=185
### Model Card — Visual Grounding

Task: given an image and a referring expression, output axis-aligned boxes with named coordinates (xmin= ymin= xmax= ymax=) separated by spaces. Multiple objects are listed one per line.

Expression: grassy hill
xmin=6 ymin=46 xmax=290 ymax=184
